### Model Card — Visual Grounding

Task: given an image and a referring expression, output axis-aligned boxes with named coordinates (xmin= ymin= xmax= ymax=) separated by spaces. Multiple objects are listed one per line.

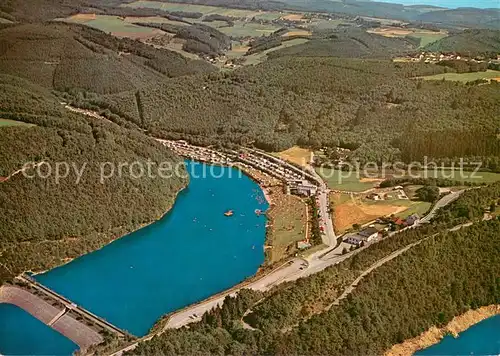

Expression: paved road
xmin=419 ymin=190 xmax=464 ymax=224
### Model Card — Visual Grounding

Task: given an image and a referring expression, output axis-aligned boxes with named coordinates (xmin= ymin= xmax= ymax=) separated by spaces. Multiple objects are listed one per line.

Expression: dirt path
xmin=1 ymin=161 xmax=45 ymax=182
xmin=327 ymin=237 xmax=432 ymax=309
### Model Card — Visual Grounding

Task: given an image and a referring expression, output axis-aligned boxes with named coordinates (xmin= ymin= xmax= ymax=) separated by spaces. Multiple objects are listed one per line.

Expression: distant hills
xmin=424 ymin=29 xmax=500 ymax=55
xmin=1 ymin=0 xmax=498 ymax=30
xmin=416 ymin=7 xmax=500 ymax=29
xmin=0 ymin=23 xmax=215 ymax=94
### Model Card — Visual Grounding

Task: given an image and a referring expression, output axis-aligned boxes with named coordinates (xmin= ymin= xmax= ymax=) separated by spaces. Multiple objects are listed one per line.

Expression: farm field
xmin=217 ymin=22 xmax=281 ymax=38
xmin=367 ymin=27 xmax=447 ymax=47
xmin=410 ymin=32 xmax=447 ymax=47
xmin=122 ymin=1 xmax=283 ymax=19
xmin=395 ymin=201 xmax=432 ymax=218
xmin=0 ymin=119 xmax=34 ymax=128
xmin=242 ymin=38 xmax=310 ymax=65
xmin=308 ymin=19 xmax=346 ymax=31
xmin=420 ymin=70 xmax=500 ymax=83
xmin=331 ymin=193 xmax=414 ymax=233
xmin=123 ymin=16 xmax=189 ymax=26
xmin=63 ymin=14 xmax=165 ymax=39
xmin=266 ymin=188 xmax=307 ymax=263
xmin=275 ymin=146 xmax=312 ymax=167
xmin=316 ymin=167 xmax=377 ymax=192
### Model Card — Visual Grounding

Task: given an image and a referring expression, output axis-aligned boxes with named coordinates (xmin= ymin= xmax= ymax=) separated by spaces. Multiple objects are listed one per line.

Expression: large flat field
xmin=212 ymin=21 xmax=282 ymax=38
xmin=63 ymin=14 xmax=168 ymax=39
xmin=266 ymin=188 xmax=307 ymax=263
xmin=243 ymin=38 xmax=310 ymax=65
xmin=316 ymin=167 xmax=379 ymax=192
xmin=123 ymin=1 xmax=283 ymax=19
xmin=274 ymin=146 xmax=312 ymax=167
xmin=367 ymin=27 xmax=447 ymax=47
xmin=331 ymin=193 xmax=430 ymax=232
xmin=420 ymin=70 xmax=500 ymax=83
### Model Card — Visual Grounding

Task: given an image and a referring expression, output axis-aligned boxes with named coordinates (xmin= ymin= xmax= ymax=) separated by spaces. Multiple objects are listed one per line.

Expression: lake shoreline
xmin=27 ymin=181 xmax=189 ymax=277
xmin=385 ymin=304 xmax=500 ymax=356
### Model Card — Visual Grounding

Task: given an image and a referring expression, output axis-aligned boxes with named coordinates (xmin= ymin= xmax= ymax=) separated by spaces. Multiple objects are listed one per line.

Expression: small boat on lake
xmin=224 ymin=210 xmax=234 ymax=217
xmin=255 ymin=209 xmax=262 ymax=216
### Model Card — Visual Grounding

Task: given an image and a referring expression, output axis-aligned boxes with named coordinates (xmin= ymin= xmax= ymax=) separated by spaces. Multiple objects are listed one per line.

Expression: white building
xmin=345 ymin=227 xmax=379 ymax=246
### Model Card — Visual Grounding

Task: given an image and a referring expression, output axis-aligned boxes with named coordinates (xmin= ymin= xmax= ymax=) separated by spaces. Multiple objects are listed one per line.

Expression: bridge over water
xmin=0 ymin=275 xmax=131 ymax=352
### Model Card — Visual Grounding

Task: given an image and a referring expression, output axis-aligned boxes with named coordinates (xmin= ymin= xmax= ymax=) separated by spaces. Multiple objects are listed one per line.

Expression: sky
xmin=374 ymin=0 xmax=499 ymax=9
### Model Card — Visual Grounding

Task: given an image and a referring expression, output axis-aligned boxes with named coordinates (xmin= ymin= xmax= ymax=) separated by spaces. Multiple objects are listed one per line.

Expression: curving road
xmin=106 ymin=165 xmax=466 ymax=356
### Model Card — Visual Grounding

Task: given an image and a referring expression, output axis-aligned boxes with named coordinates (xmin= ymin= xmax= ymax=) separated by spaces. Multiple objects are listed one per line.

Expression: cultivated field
xmin=241 ymin=38 xmax=310 ymax=65
xmin=216 ymin=22 xmax=281 ymax=38
xmin=420 ymin=70 xmax=500 ymax=83
xmin=367 ymin=27 xmax=447 ymax=47
xmin=123 ymin=1 xmax=283 ymax=19
xmin=266 ymin=188 xmax=307 ymax=263
xmin=282 ymin=29 xmax=312 ymax=37
xmin=275 ymin=146 xmax=312 ymax=167
xmin=63 ymin=15 xmax=165 ymax=39
xmin=331 ymin=193 xmax=426 ymax=232
xmin=316 ymin=167 xmax=377 ymax=192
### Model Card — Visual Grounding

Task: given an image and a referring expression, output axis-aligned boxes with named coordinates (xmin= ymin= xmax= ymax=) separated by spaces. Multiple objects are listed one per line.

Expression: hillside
xmin=267 ymin=28 xmax=416 ymax=59
xmin=71 ymin=56 xmax=500 ymax=169
xmin=424 ymin=29 xmax=500 ymax=56
xmin=417 ymin=8 xmax=500 ymax=29
xmin=0 ymin=74 xmax=188 ymax=284
xmin=129 ymin=218 xmax=500 ymax=355
xmin=0 ymin=22 xmax=215 ymax=94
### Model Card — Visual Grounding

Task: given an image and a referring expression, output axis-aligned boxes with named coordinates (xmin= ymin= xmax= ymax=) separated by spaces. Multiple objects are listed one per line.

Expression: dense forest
xmin=0 ymin=22 xmax=215 ymax=94
xmin=129 ymin=219 xmax=500 ymax=355
xmin=433 ymin=182 xmax=500 ymax=225
xmin=267 ymin=28 xmax=417 ymax=59
xmin=0 ymin=74 xmax=188 ymax=285
xmin=424 ymin=29 xmax=500 ymax=57
xmin=68 ymin=56 xmax=500 ymax=166
xmin=136 ymin=22 xmax=231 ymax=57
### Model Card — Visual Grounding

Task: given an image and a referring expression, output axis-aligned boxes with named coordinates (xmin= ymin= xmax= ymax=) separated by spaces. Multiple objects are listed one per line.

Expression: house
xmin=405 ymin=214 xmax=420 ymax=226
xmin=358 ymin=227 xmax=379 ymax=241
xmin=345 ymin=227 xmax=379 ymax=246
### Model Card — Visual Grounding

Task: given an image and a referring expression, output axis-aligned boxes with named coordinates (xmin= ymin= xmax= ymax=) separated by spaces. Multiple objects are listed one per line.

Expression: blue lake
xmin=0 ymin=304 xmax=78 ymax=355
xmin=0 ymin=161 xmax=268 ymax=354
xmin=415 ymin=314 xmax=500 ymax=355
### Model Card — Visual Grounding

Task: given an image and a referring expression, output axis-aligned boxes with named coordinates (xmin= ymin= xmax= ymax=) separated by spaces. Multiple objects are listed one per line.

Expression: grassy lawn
xmin=395 ymin=201 xmax=432 ymax=219
xmin=0 ymin=119 xmax=34 ymax=128
xmin=308 ymin=19 xmax=345 ymax=30
xmin=266 ymin=189 xmax=307 ymax=263
xmin=218 ymin=21 xmax=281 ymax=38
xmin=64 ymin=15 xmax=163 ymax=37
xmin=420 ymin=70 xmax=500 ymax=83
xmin=316 ymin=167 xmax=375 ymax=192
xmin=240 ymin=38 xmax=309 ymax=65
xmin=412 ymin=32 xmax=447 ymax=47
xmin=274 ymin=146 xmax=312 ymax=167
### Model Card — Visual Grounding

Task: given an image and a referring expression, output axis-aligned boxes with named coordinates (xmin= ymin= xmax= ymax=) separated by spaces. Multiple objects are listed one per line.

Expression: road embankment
xmin=385 ymin=304 xmax=500 ymax=356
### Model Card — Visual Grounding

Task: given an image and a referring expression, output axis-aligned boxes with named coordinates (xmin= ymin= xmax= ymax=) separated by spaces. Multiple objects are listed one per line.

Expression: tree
xmin=416 ymin=185 xmax=440 ymax=202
